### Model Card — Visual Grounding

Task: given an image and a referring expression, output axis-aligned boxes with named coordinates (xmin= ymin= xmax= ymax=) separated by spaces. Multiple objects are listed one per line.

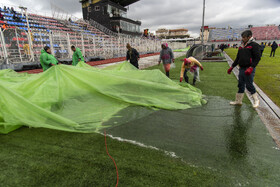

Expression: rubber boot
xmin=230 ymin=93 xmax=244 ymax=105
xmin=166 ymin=71 xmax=169 ymax=77
xmin=252 ymin=93 xmax=260 ymax=108
xmin=192 ymin=79 xmax=196 ymax=86
xmin=184 ymin=76 xmax=189 ymax=83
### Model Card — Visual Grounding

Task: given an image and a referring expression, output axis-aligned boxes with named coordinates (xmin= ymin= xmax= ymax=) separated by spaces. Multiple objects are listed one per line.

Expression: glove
xmin=227 ymin=67 xmax=233 ymax=74
xmin=245 ymin=67 xmax=254 ymax=75
xmin=180 ymin=77 xmax=183 ymax=82
xmin=200 ymin=66 xmax=204 ymax=71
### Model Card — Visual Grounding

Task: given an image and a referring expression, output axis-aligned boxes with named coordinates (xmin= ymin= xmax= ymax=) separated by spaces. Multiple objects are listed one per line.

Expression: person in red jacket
xmin=227 ymin=30 xmax=261 ymax=108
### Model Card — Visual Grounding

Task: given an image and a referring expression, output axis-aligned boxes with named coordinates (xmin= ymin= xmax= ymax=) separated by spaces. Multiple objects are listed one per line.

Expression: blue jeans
xmin=184 ymin=68 xmax=198 ymax=83
xmin=238 ymin=67 xmax=256 ymax=94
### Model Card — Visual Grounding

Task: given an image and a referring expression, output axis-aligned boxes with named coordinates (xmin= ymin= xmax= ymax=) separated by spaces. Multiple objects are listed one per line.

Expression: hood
xmin=243 ymin=37 xmax=255 ymax=47
xmin=184 ymin=58 xmax=191 ymax=65
xmin=162 ymin=43 xmax=168 ymax=48
xmin=41 ymin=49 xmax=47 ymax=54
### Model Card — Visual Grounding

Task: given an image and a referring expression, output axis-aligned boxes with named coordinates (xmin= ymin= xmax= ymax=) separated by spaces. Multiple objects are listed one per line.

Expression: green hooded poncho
xmin=72 ymin=48 xmax=85 ymax=66
xmin=40 ymin=49 xmax=58 ymax=71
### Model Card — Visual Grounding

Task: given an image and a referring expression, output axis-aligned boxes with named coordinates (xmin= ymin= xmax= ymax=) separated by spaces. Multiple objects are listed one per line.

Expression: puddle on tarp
xmin=106 ymin=96 xmax=280 ymax=186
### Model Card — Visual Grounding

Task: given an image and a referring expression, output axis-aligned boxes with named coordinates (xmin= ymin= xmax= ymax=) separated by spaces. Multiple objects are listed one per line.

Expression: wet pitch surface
xmin=107 ymin=96 xmax=280 ymax=186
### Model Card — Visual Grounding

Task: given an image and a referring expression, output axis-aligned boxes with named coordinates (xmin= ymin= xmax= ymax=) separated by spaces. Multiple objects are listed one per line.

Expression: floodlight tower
xmin=201 ymin=0 xmax=205 ymax=44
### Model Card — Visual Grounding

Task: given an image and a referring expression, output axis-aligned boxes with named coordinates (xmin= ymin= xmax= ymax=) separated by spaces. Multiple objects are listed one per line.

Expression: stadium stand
xmin=208 ymin=28 xmax=247 ymax=42
xmin=208 ymin=25 xmax=280 ymax=42
xmin=251 ymin=26 xmax=280 ymax=40
xmin=0 ymin=6 xmax=186 ymax=70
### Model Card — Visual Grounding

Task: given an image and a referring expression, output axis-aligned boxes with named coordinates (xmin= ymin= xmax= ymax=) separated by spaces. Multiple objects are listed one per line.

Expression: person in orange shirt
xmin=179 ymin=57 xmax=204 ymax=85
xmin=2 ymin=23 xmax=7 ymax=30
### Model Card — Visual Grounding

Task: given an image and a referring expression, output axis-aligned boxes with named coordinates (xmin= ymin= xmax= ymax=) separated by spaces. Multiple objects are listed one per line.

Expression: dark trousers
xmin=238 ymin=67 xmax=256 ymax=94
xmin=260 ymin=50 xmax=264 ymax=57
xmin=129 ymin=61 xmax=139 ymax=69
xmin=184 ymin=68 xmax=198 ymax=84
xmin=270 ymin=49 xmax=276 ymax=57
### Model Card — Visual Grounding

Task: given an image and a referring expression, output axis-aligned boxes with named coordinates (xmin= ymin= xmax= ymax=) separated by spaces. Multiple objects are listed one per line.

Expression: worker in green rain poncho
xmin=71 ymin=46 xmax=85 ymax=66
xmin=40 ymin=46 xmax=58 ymax=71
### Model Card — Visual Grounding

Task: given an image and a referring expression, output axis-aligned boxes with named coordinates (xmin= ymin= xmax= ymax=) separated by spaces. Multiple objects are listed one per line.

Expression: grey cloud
xmin=128 ymin=0 xmax=280 ymax=36
xmin=6 ymin=0 xmax=82 ymax=16
xmin=3 ymin=0 xmax=280 ymax=36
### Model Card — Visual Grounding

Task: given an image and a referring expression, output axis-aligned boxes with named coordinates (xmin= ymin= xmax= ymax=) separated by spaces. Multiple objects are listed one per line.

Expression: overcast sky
xmin=1 ymin=0 xmax=280 ymax=37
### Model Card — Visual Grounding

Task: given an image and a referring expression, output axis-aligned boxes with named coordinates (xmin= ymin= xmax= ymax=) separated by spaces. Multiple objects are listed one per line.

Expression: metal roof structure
xmin=80 ymin=0 xmax=139 ymax=7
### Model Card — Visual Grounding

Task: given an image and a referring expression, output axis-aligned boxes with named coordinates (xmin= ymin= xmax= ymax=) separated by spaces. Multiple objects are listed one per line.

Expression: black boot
xmin=166 ymin=71 xmax=169 ymax=77
xmin=184 ymin=76 xmax=189 ymax=83
xmin=192 ymin=79 xmax=196 ymax=85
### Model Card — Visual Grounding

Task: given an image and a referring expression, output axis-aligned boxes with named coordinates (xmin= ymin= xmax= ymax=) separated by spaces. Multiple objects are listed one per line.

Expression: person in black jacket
xmin=126 ymin=43 xmax=140 ymax=69
xmin=260 ymin=42 xmax=265 ymax=57
xmin=227 ymin=30 xmax=261 ymax=108
xmin=270 ymin=41 xmax=278 ymax=57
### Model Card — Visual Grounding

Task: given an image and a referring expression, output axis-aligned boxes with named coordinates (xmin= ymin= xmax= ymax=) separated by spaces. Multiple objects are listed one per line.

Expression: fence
xmin=0 ymin=28 xmax=187 ymax=65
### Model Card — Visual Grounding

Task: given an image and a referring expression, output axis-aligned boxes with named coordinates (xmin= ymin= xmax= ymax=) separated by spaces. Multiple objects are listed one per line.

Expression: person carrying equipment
xmin=158 ymin=43 xmax=174 ymax=77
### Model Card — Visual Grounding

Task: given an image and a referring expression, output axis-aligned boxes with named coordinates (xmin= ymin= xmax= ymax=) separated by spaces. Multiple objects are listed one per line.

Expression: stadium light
xmin=201 ymin=0 xmax=205 ymax=44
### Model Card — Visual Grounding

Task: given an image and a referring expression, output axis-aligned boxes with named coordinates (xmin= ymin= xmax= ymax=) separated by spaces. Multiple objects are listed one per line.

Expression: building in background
xmin=200 ymin=26 xmax=214 ymax=43
xmin=156 ymin=28 xmax=190 ymax=39
xmin=80 ymin=0 xmax=141 ymax=35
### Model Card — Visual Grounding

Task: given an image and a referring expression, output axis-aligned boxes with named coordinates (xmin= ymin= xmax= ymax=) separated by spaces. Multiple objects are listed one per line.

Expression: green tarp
xmin=173 ymin=48 xmax=189 ymax=52
xmin=0 ymin=61 xmax=206 ymax=134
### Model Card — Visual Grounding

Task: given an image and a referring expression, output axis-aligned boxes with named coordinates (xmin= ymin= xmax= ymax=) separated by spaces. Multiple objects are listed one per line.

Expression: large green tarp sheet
xmin=0 ymin=61 xmax=205 ymax=134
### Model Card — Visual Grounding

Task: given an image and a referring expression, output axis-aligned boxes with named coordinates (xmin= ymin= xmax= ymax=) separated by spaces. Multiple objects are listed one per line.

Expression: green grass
xmin=0 ymin=128 xmax=232 ymax=186
xmin=148 ymin=55 xmax=250 ymax=103
xmin=0 ymin=55 xmax=257 ymax=186
xmin=225 ymin=47 xmax=280 ymax=106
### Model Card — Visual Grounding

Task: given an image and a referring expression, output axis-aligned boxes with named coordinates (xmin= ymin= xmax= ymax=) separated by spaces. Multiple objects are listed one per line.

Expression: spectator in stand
xmin=1 ymin=23 xmax=7 ymax=30
xmin=126 ymin=43 xmax=140 ymax=69
xmin=158 ymin=43 xmax=174 ymax=77
xmin=3 ymin=6 xmax=7 ymax=11
xmin=40 ymin=46 xmax=58 ymax=71
xmin=0 ymin=12 xmax=4 ymax=20
xmin=23 ymin=43 xmax=30 ymax=57
xmin=11 ymin=7 xmax=16 ymax=14
xmin=71 ymin=45 xmax=84 ymax=66
xmin=13 ymin=14 xmax=21 ymax=22
xmin=270 ymin=41 xmax=278 ymax=57
xmin=260 ymin=42 xmax=265 ymax=57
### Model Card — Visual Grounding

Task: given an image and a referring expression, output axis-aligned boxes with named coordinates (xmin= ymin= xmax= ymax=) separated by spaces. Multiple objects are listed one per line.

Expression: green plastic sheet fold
xmin=0 ymin=61 xmax=205 ymax=134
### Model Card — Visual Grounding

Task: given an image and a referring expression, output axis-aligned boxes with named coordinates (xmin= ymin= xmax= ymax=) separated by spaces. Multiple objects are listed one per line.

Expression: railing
xmin=0 ymin=27 xmax=186 ymax=66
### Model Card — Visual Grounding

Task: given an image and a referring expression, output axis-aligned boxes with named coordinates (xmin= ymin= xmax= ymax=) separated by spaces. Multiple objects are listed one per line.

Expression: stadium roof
xmin=80 ymin=0 xmax=139 ymax=7
xmin=109 ymin=0 xmax=139 ymax=6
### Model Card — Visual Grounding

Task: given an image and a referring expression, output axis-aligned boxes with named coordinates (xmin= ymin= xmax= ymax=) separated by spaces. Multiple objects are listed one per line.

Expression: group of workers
xmin=40 ymin=45 xmax=84 ymax=71
xmin=40 ymin=29 xmax=261 ymax=108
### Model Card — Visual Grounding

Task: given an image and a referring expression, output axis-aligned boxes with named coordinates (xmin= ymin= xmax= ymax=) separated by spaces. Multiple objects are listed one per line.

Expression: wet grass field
xmin=1 ymin=54 xmax=280 ymax=186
